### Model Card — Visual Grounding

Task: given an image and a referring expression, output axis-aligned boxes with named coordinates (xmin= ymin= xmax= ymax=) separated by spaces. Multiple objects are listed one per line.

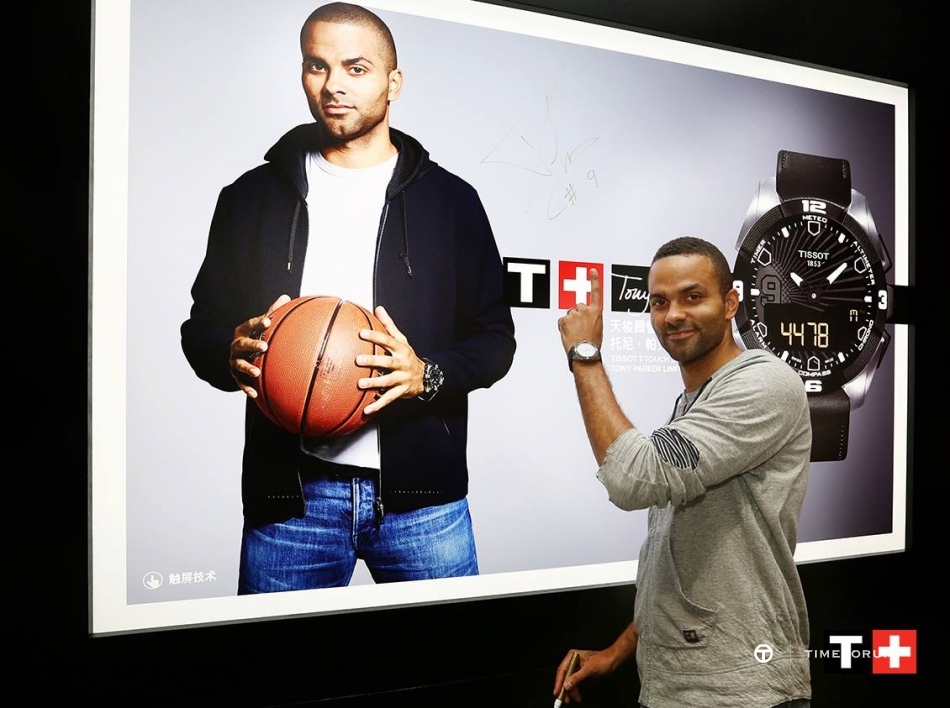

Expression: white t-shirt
xmin=300 ymin=150 xmax=397 ymax=469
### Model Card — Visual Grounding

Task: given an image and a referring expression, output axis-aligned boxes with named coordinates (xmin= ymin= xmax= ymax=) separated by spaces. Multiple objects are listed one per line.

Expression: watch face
xmin=576 ymin=341 xmax=599 ymax=358
xmin=734 ymin=200 xmax=890 ymax=392
xmin=425 ymin=362 xmax=443 ymax=387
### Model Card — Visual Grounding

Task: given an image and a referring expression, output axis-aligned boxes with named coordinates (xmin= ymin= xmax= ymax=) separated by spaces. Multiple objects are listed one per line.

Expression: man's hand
xmin=356 ymin=306 xmax=426 ymax=415
xmin=558 ymin=268 xmax=604 ymax=355
xmin=229 ymin=294 xmax=291 ymax=397
xmin=552 ymin=648 xmax=616 ymax=705
xmin=552 ymin=622 xmax=638 ymax=704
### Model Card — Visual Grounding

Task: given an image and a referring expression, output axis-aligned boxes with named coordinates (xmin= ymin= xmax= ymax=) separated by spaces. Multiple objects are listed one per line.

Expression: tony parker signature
xmin=480 ymin=71 xmax=599 ymax=220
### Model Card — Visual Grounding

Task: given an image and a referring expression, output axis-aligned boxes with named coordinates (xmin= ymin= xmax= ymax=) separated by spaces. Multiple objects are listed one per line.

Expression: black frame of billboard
xmin=24 ymin=0 xmax=925 ymax=704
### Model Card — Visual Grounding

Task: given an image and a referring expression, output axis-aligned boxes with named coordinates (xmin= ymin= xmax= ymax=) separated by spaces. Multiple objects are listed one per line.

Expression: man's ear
xmin=387 ymin=68 xmax=404 ymax=103
xmin=724 ymin=287 xmax=739 ymax=320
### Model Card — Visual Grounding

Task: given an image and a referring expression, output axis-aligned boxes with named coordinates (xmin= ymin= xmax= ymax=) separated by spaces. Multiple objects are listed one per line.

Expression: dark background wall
xmin=22 ymin=1 xmax=926 ymax=705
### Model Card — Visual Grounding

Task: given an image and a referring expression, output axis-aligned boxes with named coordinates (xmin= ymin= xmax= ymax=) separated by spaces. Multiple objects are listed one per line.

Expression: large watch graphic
xmin=733 ymin=150 xmax=893 ymax=462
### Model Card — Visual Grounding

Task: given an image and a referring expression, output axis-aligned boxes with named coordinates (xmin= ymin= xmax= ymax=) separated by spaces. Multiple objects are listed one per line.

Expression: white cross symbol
xmin=563 ymin=266 xmax=593 ymax=305
xmin=877 ymin=634 xmax=912 ymax=668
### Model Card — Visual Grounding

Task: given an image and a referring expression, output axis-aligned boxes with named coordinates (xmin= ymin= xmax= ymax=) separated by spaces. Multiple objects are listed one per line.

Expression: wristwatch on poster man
xmin=732 ymin=150 xmax=893 ymax=462
xmin=417 ymin=358 xmax=444 ymax=402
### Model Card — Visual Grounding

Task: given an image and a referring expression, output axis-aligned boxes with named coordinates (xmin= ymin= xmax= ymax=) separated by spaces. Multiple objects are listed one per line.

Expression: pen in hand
xmin=554 ymin=651 xmax=580 ymax=708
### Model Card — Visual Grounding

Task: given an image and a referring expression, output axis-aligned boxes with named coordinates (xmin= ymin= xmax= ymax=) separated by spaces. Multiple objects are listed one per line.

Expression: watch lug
xmin=847 ymin=189 xmax=891 ymax=272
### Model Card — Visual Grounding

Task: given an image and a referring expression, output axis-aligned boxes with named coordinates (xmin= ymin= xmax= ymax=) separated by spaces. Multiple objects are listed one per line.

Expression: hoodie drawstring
xmin=287 ymin=200 xmax=302 ymax=272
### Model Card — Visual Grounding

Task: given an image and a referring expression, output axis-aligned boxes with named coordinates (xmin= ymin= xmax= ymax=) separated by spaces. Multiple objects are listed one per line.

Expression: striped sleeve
xmin=649 ymin=426 xmax=700 ymax=470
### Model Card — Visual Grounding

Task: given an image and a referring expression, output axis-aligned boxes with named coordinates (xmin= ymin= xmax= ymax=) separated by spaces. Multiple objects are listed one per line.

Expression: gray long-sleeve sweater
xmin=599 ymin=349 xmax=812 ymax=708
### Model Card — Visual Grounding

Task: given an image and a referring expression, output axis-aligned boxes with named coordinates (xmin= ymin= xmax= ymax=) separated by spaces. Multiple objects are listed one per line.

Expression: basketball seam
xmin=299 ymin=297 xmax=346 ymax=435
xmin=324 ymin=302 xmax=377 ymax=437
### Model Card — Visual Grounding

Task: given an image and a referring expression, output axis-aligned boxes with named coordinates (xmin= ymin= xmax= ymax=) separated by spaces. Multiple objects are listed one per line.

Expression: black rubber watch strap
xmin=808 ymin=389 xmax=851 ymax=462
xmin=776 ymin=150 xmax=851 ymax=207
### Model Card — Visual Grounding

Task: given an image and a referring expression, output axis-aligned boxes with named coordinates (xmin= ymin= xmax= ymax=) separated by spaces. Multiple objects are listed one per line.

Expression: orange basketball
xmin=253 ymin=296 xmax=387 ymax=438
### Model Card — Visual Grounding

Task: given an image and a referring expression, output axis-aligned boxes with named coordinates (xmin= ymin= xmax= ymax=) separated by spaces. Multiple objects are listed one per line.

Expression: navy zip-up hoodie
xmin=181 ymin=124 xmax=516 ymax=524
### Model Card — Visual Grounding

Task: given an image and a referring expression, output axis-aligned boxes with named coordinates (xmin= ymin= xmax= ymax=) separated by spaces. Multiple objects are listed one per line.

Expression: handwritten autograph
xmin=480 ymin=71 xmax=600 ymax=220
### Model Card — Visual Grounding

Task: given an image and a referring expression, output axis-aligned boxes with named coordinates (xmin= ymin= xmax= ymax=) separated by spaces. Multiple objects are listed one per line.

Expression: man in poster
xmin=181 ymin=3 xmax=515 ymax=593
xmin=553 ymin=238 xmax=811 ymax=707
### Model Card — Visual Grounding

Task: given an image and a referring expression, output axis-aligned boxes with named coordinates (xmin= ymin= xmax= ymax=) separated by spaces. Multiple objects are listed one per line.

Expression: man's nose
xmin=323 ymin=69 xmax=345 ymax=95
xmin=666 ymin=302 xmax=686 ymax=322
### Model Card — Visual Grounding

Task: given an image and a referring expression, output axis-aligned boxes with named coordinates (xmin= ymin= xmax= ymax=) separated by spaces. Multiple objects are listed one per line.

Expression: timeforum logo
xmin=812 ymin=630 xmax=917 ymax=674
xmin=752 ymin=631 xmax=917 ymax=674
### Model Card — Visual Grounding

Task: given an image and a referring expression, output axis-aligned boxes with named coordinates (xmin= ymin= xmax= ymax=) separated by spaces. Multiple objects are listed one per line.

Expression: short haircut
xmin=301 ymin=3 xmax=398 ymax=72
xmin=651 ymin=236 xmax=734 ymax=296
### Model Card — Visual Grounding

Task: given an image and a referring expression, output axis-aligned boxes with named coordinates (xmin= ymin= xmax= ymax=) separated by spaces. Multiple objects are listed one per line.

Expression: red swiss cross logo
xmin=871 ymin=629 xmax=916 ymax=674
xmin=558 ymin=261 xmax=603 ymax=309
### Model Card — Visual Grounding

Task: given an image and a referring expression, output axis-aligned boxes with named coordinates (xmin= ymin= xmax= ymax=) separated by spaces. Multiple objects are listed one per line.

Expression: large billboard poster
xmin=91 ymin=0 xmax=909 ymax=634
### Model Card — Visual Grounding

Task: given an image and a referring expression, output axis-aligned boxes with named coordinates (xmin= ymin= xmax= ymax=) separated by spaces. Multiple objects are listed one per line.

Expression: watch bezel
xmin=418 ymin=358 xmax=444 ymax=402
xmin=574 ymin=341 xmax=600 ymax=359
xmin=734 ymin=201 xmax=890 ymax=391
xmin=567 ymin=340 xmax=601 ymax=372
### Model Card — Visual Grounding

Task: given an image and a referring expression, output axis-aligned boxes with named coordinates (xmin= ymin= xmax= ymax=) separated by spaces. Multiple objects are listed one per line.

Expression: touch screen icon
xmin=143 ymin=571 xmax=163 ymax=590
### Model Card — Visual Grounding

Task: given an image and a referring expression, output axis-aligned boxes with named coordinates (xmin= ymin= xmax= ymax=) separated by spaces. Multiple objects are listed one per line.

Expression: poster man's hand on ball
xmin=230 ymin=294 xmax=291 ymax=397
xmin=357 ymin=306 xmax=426 ymax=415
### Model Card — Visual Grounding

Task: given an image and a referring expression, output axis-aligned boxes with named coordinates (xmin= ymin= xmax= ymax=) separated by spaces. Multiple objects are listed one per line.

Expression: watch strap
xmin=776 ymin=150 xmax=851 ymax=207
xmin=808 ymin=389 xmax=851 ymax=462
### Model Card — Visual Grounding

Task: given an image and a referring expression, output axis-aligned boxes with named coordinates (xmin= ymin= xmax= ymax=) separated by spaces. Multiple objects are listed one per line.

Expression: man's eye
xmin=350 ymin=66 xmax=367 ymax=74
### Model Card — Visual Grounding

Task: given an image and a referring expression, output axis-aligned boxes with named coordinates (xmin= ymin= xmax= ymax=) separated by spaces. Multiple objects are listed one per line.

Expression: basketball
xmin=252 ymin=295 xmax=387 ymax=438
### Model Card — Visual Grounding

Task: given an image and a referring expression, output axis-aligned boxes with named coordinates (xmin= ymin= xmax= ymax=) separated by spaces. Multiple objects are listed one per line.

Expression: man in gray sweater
xmin=554 ymin=237 xmax=811 ymax=707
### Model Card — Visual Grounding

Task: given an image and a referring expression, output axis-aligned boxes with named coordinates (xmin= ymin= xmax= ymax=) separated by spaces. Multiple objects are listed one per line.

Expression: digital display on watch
xmin=761 ymin=302 xmax=859 ymax=353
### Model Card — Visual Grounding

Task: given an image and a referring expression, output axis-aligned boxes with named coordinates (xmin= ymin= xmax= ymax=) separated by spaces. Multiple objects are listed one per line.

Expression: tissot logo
xmin=558 ymin=261 xmax=603 ymax=309
xmin=815 ymin=630 xmax=917 ymax=674
xmin=872 ymin=630 xmax=916 ymax=674
xmin=502 ymin=258 xmax=650 ymax=313
xmin=503 ymin=257 xmax=550 ymax=308
xmin=611 ymin=264 xmax=651 ymax=313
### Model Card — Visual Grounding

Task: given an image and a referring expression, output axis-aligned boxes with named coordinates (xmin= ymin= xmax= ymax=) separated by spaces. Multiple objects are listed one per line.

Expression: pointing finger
xmin=589 ymin=268 xmax=602 ymax=310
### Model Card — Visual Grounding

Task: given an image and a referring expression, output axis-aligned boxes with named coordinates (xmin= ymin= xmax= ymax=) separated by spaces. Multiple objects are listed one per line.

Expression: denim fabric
xmin=238 ymin=475 xmax=478 ymax=593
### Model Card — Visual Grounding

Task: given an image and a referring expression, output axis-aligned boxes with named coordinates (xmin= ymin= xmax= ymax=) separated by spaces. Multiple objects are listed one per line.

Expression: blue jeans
xmin=238 ymin=475 xmax=478 ymax=593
